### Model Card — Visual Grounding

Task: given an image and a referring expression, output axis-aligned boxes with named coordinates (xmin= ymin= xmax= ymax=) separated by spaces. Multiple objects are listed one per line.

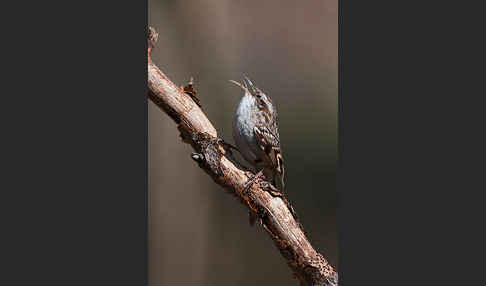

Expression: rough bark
xmin=147 ymin=26 xmax=338 ymax=286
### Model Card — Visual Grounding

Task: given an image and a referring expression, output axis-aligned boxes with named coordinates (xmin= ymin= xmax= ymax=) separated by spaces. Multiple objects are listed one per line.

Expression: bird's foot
xmin=217 ymin=138 xmax=238 ymax=155
xmin=241 ymin=169 xmax=265 ymax=195
xmin=258 ymin=180 xmax=283 ymax=198
xmin=217 ymin=139 xmax=253 ymax=172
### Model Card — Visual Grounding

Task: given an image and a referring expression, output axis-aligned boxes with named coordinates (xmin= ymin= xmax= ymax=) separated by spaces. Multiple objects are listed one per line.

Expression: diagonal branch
xmin=147 ymin=26 xmax=338 ymax=286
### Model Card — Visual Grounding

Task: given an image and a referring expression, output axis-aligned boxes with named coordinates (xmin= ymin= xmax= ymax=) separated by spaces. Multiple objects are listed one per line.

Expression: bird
xmin=230 ymin=75 xmax=285 ymax=224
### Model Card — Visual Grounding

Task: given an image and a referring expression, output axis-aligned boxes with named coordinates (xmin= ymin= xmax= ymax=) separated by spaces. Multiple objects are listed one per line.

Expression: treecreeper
xmin=230 ymin=74 xmax=285 ymax=226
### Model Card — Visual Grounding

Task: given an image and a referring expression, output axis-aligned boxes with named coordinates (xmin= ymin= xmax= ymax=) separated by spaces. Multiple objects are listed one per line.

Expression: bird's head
xmin=230 ymin=74 xmax=274 ymax=113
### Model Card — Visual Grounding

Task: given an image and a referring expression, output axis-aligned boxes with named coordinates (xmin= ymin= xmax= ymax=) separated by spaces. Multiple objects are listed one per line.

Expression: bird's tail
xmin=273 ymin=171 xmax=285 ymax=191
xmin=249 ymin=211 xmax=257 ymax=226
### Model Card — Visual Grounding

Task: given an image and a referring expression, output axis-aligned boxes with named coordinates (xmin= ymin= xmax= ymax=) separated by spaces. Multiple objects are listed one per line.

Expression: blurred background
xmin=148 ymin=1 xmax=337 ymax=285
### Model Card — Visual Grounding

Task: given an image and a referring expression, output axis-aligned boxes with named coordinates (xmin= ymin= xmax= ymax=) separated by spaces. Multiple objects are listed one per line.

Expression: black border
xmin=337 ymin=1 xmax=481 ymax=285
xmin=4 ymin=0 xmax=148 ymax=285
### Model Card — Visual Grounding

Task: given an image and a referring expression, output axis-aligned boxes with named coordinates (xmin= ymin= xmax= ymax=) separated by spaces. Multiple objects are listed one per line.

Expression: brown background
xmin=148 ymin=1 xmax=338 ymax=285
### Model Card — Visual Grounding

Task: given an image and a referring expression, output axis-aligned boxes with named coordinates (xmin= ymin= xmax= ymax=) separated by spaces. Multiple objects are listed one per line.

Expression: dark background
xmin=148 ymin=1 xmax=338 ymax=285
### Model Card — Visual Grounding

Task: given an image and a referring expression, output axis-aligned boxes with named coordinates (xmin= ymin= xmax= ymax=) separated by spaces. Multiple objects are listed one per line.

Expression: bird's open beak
xmin=230 ymin=80 xmax=250 ymax=96
xmin=242 ymin=74 xmax=258 ymax=95
xmin=229 ymin=80 xmax=248 ymax=94
xmin=230 ymin=74 xmax=258 ymax=96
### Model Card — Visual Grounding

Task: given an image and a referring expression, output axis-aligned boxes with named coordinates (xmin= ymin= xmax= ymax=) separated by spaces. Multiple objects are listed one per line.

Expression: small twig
xmin=147 ymin=26 xmax=338 ymax=286
xmin=181 ymin=76 xmax=202 ymax=108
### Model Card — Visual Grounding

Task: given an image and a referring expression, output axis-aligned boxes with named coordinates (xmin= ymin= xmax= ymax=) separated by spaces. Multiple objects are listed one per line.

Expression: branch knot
xmin=191 ymin=132 xmax=224 ymax=177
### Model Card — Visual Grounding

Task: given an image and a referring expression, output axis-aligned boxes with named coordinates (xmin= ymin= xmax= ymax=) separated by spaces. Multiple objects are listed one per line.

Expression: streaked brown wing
xmin=253 ymin=125 xmax=285 ymax=189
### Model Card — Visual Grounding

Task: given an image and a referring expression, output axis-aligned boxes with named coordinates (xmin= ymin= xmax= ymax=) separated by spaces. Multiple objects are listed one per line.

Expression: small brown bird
xmin=230 ymin=75 xmax=285 ymax=224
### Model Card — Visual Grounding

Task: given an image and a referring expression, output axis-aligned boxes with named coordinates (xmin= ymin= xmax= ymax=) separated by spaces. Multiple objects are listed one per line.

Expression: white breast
xmin=233 ymin=94 xmax=261 ymax=166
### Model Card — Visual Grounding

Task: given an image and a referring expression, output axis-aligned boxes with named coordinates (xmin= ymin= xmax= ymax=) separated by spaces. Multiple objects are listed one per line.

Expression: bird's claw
xmin=259 ymin=180 xmax=283 ymax=198
xmin=241 ymin=169 xmax=265 ymax=195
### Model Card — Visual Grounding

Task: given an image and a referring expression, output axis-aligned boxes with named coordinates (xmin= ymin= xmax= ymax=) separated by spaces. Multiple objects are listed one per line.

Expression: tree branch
xmin=147 ymin=26 xmax=338 ymax=286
